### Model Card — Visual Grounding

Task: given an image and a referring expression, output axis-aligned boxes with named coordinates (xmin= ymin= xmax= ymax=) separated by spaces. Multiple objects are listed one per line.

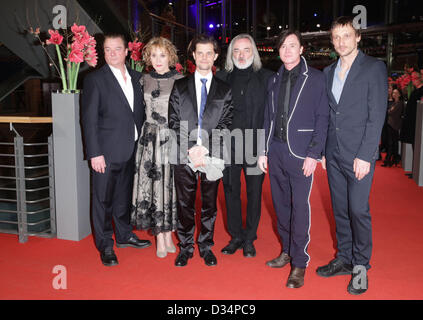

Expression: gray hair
xmin=225 ymin=34 xmax=262 ymax=72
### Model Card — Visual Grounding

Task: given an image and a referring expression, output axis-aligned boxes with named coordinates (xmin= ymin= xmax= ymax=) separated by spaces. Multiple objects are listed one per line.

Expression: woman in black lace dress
xmin=131 ymin=37 xmax=183 ymax=258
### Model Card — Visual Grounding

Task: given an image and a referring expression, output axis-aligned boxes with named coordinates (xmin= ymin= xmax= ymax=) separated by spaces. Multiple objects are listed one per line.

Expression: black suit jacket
xmin=81 ymin=64 xmax=145 ymax=163
xmin=324 ymin=50 xmax=387 ymax=163
xmin=168 ymin=74 xmax=233 ymax=164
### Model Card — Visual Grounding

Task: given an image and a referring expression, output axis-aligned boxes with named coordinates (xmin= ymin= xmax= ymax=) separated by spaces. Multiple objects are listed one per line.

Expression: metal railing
xmin=0 ymin=117 xmax=56 ymax=243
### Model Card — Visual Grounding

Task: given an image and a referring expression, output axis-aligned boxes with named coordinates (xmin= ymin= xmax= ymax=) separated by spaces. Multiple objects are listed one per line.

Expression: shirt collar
xmin=108 ymin=64 xmax=131 ymax=80
xmin=195 ymin=70 xmax=213 ymax=83
xmin=285 ymin=60 xmax=301 ymax=76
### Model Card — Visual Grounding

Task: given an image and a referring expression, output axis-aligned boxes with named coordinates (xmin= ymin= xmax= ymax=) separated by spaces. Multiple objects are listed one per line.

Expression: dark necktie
xmin=283 ymin=71 xmax=291 ymax=121
xmin=198 ymin=78 xmax=208 ymax=140
xmin=282 ymin=71 xmax=291 ymax=140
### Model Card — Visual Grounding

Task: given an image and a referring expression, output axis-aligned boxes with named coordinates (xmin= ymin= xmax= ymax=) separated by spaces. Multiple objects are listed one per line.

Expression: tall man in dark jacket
xmin=81 ymin=34 xmax=151 ymax=267
xmin=216 ymin=34 xmax=273 ymax=258
xmin=258 ymin=30 xmax=329 ymax=288
xmin=317 ymin=17 xmax=387 ymax=295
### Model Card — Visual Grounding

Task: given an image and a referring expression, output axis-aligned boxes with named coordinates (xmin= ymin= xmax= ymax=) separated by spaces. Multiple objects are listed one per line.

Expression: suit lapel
xmin=103 ymin=64 xmax=132 ymax=112
xmin=205 ymin=77 xmax=217 ymax=108
xmin=187 ymin=75 xmax=198 ymax=117
xmin=129 ymin=69 xmax=141 ymax=113
xmin=327 ymin=62 xmax=338 ymax=108
xmin=201 ymin=77 xmax=218 ymax=129
xmin=338 ymin=50 xmax=365 ymax=106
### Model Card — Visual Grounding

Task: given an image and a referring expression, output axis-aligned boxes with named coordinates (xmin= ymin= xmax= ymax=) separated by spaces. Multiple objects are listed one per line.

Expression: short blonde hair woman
xmin=142 ymin=37 xmax=179 ymax=69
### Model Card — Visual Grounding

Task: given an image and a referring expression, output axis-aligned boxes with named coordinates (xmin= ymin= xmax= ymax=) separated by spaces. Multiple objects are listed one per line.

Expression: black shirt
xmin=231 ymin=66 xmax=253 ymax=130
xmin=274 ymin=62 xmax=301 ymax=141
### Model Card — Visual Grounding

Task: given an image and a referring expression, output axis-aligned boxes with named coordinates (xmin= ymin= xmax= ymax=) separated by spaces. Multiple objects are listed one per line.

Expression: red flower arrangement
xmin=128 ymin=38 xmax=144 ymax=72
xmin=30 ymin=23 xmax=98 ymax=93
xmin=175 ymin=63 xmax=184 ymax=74
xmin=186 ymin=60 xmax=196 ymax=74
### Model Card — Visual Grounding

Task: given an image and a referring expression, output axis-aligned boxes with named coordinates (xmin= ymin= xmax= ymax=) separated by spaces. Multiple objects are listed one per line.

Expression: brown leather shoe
xmin=266 ymin=252 xmax=291 ymax=268
xmin=286 ymin=267 xmax=305 ymax=288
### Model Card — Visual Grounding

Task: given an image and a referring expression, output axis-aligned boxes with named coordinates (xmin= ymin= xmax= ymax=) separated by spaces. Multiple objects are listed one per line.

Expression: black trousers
xmin=91 ymin=150 xmax=136 ymax=252
xmin=385 ymin=125 xmax=400 ymax=162
xmin=173 ymin=164 xmax=220 ymax=255
xmin=222 ymin=164 xmax=264 ymax=242
xmin=326 ymin=148 xmax=375 ymax=270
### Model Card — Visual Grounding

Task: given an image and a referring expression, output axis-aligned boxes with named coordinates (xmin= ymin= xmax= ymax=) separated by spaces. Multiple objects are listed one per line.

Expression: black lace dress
xmin=131 ymin=70 xmax=183 ymax=235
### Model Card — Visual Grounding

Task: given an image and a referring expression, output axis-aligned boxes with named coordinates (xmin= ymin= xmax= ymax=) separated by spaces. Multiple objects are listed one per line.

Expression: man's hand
xmin=258 ymin=155 xmax=268 ymax=174
xmin=189 ymin=145 xmax=208 ymax=168
xmin=303 ymin=157 xmax=317 ymax=177
xmin=91 ymin=155 xmax=106 ymax=173
xmin=353 ymin=158 xmax=370 ymax=181
xmin=321 ymin=156 xmax=326 ymax=170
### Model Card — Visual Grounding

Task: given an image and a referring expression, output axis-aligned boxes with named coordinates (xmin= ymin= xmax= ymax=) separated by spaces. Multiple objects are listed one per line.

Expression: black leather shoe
xmin=347 ymin=267 xmax=368 ymax=295
xmin=175 ymin=252 xmax=193 ymax=267
xmin=316 ymin=258 xmax=353 ymax=277
xmin=100 ymin=249 xmax=118 ymax=267
xmin=116 ymin=236 xmax=152 ymax=249
xmin=243 ymin=242 xmax=256 ymax=257
xmin=266 ymin=252 xmax=291 ymax=268
xmin=221 ymin=239 xmax=244 ymax=255
xmin=200 ymin=250 xmax=217 ymax=266
xmin=286 ymin=267 xmax=306 ymax=288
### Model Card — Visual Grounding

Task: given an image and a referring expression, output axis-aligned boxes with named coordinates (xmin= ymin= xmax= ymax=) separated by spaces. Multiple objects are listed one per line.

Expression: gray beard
xmin=233 ymin=56 xmax=254 ymax=70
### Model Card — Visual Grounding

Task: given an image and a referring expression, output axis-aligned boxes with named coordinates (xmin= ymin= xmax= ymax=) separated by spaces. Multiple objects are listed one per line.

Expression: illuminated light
xmin=217 ymin=24 xmax=220 ymax=27
xmin=266 ymin=26 xmax=271 ymax=30
xmin=209 ymin=23 xmax=214 ymax=29
xmin=314 ymin=13 xmax=317 ymax=17
xmin=316 ymin=24 xmax=321 ymax=28
xmin=279 ymin=25 xmax=282 ymax=29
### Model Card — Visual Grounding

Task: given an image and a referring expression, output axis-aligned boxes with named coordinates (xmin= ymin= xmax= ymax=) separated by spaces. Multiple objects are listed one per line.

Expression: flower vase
xmin=52 ymin=92 xmax=91 ymax=241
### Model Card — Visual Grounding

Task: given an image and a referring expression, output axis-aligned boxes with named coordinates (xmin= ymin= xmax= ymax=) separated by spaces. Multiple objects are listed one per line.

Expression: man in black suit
xmin=316 ymin=17 xmax=387 ymax=295
xmin=81 ymin=33 xmax=151 ymax=267
xmin=168 ymin=34 xmax=233 ymax=267
xmin=216 ymin=34 xmax=273 ymax=258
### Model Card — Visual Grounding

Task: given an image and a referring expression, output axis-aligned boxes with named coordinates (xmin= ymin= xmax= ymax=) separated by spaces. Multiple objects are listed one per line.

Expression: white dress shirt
xmin=108 ymin=64 xmax=138 ymax=141
xmin=194 ymin=70 xmax=213 ymax=145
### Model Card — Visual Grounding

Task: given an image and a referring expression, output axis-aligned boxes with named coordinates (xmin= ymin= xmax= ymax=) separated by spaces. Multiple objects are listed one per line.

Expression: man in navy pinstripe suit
xmin=258 ymin=30 xmax=329 ymax=289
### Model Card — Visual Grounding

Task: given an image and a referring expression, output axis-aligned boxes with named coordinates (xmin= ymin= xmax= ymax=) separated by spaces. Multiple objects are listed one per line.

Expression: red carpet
xmin=1 ymin=161 xmax=423 ymax=300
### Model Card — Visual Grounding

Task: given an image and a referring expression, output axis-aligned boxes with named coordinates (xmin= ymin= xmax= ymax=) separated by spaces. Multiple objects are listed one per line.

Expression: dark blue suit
xmin=261 ymin=57 xmax=329 ymax=268
xmin=324 ymin=50 xmax=387 ymax=269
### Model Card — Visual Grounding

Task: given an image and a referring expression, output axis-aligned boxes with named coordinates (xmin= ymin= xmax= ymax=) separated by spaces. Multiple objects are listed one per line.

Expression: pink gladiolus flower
xmin=71 ymin=23 xmax=86 ymax=35
xmin=71 ymin=41 xmax=84 ymax=51
xmin=46 ymin=29 xmax=63 ymax=45
xmin=69 ymin=49 xmax=84 ymax=63
xmin=87 ymin=36 xmax=96 ymax=47
xmin=77 ymin=31 xmax=91 ymax=45
xmin=85 ymin=53 xmax=98 ymax=67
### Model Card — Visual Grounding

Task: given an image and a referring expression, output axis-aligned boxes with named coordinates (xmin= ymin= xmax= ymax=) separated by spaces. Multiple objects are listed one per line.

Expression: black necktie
xmin=282 ymin=71 xmax=291 ymax=140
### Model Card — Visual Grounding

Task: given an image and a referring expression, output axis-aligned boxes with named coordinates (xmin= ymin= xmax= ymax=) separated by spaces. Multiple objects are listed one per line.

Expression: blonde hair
xmin=142 ymin=37 xmax=179 ymax=68
xmin=225 ymin=34 xmax=262 ymax=72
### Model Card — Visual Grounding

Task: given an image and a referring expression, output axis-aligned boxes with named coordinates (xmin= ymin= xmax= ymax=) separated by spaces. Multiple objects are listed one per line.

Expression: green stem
xmin=55 ymin=44 xmax=67 ymax=91
xmin=72 ymin=63 xmax=80 ymax=90
xmin=67 ymin=60 xmax=72 ymax=93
